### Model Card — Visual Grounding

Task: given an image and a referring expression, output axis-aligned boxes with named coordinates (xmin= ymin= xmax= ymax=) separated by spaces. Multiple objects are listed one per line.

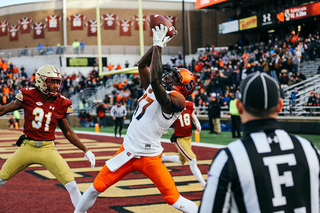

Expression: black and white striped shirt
xmin=199 ymin=119 xmax=320 ymax=213
xmin=110 ymin=105 xmax=127 ymax=118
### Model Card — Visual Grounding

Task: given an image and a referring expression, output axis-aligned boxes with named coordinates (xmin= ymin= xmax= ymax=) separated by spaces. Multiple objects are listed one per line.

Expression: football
xmin=149 ymin=14 xmax=177 ymax=37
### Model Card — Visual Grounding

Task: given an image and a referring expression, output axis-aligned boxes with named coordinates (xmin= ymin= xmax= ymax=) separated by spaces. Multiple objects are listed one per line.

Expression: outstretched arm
xmin=191 ymin=112 xmax=201 ymax=132
xmin=58 ymin=117 xmax=95 ymax=168
xmin=137 ymin=47 xmax=153 ymax=90
xmin=191 ymin=102 xmax=201 ymax=132
xmin=0 ymin=100 xmax=22 ymax=116
xmin=150 ymin=46 xmax=173 ymax=114
xmin=150 ymin=24 xmax=184 ymax=114
xmin=58 ymin=117 xmax=88 ymax=152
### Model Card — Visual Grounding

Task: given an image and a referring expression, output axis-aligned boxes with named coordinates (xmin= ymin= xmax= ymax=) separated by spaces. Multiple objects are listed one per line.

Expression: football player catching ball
xmin=74 ymin=24 xmax=198 ymax=213
xmin=0 ymin=65 xmax=95 ymax=209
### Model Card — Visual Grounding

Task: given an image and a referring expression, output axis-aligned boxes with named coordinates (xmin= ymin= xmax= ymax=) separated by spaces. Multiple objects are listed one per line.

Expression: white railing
xmin=0 ymin=45 xmax=183 ymax=58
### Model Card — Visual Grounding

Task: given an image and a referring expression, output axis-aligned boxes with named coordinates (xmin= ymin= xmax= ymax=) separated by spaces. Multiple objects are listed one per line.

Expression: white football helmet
xmin=35 ymin=65 xmax=62 ymax=97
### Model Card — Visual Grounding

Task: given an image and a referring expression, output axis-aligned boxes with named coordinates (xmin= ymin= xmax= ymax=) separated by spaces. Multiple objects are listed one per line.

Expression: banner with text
xmin=277 ymin=2 xmax=320 ymax=22
xmin=239 ymin=16 xmax=257 ymax=31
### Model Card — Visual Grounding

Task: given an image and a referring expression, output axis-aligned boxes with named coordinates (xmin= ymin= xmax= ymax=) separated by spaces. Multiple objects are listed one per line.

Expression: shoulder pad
xmin=169 ymin=92 xmax=185 ymax=113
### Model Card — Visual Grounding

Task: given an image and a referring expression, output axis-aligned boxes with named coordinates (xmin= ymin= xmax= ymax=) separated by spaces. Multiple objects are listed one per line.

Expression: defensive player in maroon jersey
xmin=0 ymin=65 xmax=95 ymax=209
xmin=162 ymin=100 xmax=207 ymax=189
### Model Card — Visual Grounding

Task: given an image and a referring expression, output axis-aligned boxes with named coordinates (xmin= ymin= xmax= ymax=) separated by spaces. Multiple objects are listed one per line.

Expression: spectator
xmin=85 ymin=112 xmax=95 ymax=127
xmin=315 ymin=92 xmax=320 ymax=106
xmin=207 ymin=92 xmax=221 ymax=134
xmin=37 ymin=42 xmax=44 ymax=55
xmin=116 ymin=64 xmax=122 ymax=70
xmin=292 ymin=48 xmax=301 ymax=74
xmin=124 ymin=60 xmax=129 ymax=68
xmin=80 ymin=40 xmax=86 ymax=54
xmin=107 ymin=63 xmax=114 ymax=71
xmin=21 ymin=46 xmax=29 ymax=56
xmin=171 ymin=56 xmax=177 ymax=66
xmin=79 ymin=98 xmax=88 ymax=112
xmin=12 ymin=65 xmax=19 ymax=78
xmin=77 ymin=110 xmax=86 ymax=127
xmin=296 ymin=72 xmax=306 ymax=83
xmin=229 ymin=92 xmax=241 ymax=138
xmin=56 ymin=43 xmax=61 ymax=54
xmin=221 ymin=91 xmax=231 ymax=107
xmin=261 ymin=56 xmax=269 ymax=75
xmin=287 ymin=74 xmax=296 ymax=86
xmin=47 ymin=46 xmax=54 ymax=55
xmin=290 ymin=87 xmax=299 ymax=106
xmin=13 ymin=110 xmax=20 ymax=128
xmin=306 ymin=91 xmax=317 ymax=116
xmin=96 ymin=102 xmax=107 ymax=128
xmin=8 ymin=115 xmax=15 ymax=128
xmin=274 ymin=53 xmax=282 ymax=79
xmin=72 ymin=39 xmax=80 ymax=54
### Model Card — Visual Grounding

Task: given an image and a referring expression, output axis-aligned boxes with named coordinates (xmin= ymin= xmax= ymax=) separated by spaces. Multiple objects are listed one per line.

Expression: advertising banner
xmin=219 ymin=20 xmax=239 ymax=34
xmin=277 ymin=2 xmax=320 ymax=22
xmin=239 ymin=16 xmax=257 ymax=31
xmin=258 ymin=12 xmax=277 ymax=27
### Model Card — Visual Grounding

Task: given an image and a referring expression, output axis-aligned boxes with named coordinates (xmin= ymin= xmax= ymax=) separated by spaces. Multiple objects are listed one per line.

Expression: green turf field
xmin=71 ymin=126 xmax=320 ymax=148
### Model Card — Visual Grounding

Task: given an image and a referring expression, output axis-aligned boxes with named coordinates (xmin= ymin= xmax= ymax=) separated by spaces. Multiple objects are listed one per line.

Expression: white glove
xmin=84 ymin=150 xmax=95 ymax=168
xmin=152 ymin=24 xmax=170 ymax=48
xmin=163 ymin=26 xmax=178 ymax=47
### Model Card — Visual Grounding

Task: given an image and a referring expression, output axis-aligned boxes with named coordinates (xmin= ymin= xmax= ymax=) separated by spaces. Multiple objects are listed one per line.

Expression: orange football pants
xmin=93 ymin=145 xmax=180 ymax=205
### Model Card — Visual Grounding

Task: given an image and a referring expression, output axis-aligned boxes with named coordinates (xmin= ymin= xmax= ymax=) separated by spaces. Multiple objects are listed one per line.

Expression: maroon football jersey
xmin=118 ymin=20 xmax=132 ymax=36
xmin=101 ymin=13 xmax=118 ymax=30
xmin=16 ymin=88 xmax=73 ymax=140
xmin=32 ymin=22 xmax=46 ymax=39
xmin=173 ymin=101 xmax=194 ymax=137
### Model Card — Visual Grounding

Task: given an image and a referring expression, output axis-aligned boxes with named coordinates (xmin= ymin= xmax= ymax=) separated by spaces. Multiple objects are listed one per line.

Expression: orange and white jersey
xmin=124 ymin=85 xmax=184 ymax=157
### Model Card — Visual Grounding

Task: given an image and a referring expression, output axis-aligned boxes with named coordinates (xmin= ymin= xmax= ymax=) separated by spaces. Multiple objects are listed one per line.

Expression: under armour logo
xmin=49 ymin=106 xmax=55 ymax=110
xmin=263 ymin=13 xmax=271 ymax=23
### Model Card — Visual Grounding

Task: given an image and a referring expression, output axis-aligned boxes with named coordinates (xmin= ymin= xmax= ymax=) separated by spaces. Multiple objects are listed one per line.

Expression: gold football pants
xmin=0 ymin=138 xmax=74 ymax=185
xmin=174 ymin=136 xmax=196 ymax=164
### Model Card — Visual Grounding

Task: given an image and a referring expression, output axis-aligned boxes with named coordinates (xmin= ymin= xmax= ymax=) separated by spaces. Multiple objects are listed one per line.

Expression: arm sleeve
xmin=110 ymin=106 xmax=114 ymax=117
xmin=199 ymin=149 xmax=231 ymax=213
xmin=191 ymin=113 xmax=201 ymax=132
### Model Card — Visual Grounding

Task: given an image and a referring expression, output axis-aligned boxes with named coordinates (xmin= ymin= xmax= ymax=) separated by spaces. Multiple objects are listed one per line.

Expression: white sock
xmin=189 ymin=159 xmax=206 ymax=189
xmin=0 ymin=177 xmax=7 ymax=187
xmin=64 ymin=180 xmax=81 ymax=208
xmin=162 ymin=154 xmax=183 ymax=164
xmin=172 ymin=195 xmax=198 ymax=213
xmin=74 ymin=185 xmax=100 ymax=213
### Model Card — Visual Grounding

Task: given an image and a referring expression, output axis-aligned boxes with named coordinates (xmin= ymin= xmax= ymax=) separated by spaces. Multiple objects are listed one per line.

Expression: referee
xmin=110 ymin=101 xmax=127 ymax=137
xmin=199 ymin=72 xmax=320 ymax=212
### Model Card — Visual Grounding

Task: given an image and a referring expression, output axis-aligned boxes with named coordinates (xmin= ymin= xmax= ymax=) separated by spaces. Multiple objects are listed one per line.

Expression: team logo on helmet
xmin=162 ymin=67 xmax=196 ymax=97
